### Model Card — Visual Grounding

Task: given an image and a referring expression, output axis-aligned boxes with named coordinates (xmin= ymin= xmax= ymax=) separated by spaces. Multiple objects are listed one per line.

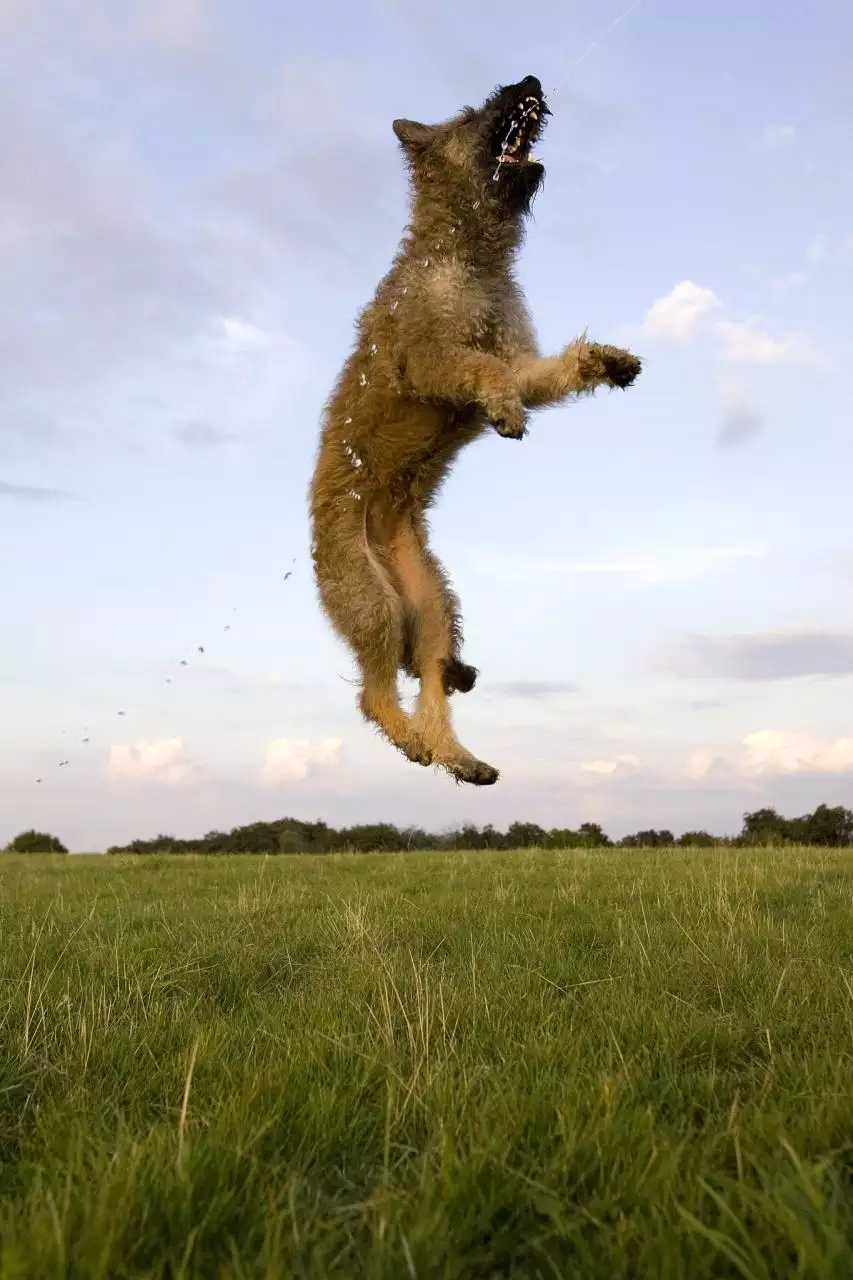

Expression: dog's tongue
xmin=500 ymin=148 xmax=532 ymax=165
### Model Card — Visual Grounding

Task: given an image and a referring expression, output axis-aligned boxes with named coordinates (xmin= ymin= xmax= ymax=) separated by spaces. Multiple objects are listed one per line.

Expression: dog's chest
xmin=464 ymin=279 xmax=525 ymax=357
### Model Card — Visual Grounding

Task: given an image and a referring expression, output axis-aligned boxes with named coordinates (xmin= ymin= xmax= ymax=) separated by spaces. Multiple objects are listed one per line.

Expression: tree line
xmin=4 ymin=804 xmax=852 ymax=856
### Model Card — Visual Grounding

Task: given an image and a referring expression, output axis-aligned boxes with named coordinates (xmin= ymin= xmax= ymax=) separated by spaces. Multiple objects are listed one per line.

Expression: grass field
xmin=2 ymin=847 xmax=853 ymax=1278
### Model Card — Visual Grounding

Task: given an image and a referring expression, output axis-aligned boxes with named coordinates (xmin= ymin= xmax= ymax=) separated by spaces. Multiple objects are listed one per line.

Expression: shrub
xmin=5 ymin=829 xmax=68 ymax=854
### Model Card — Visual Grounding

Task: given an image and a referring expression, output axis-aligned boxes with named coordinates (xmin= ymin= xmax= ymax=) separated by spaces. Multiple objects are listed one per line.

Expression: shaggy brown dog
xmin=309 ymin=74 xmax=641 ymax=786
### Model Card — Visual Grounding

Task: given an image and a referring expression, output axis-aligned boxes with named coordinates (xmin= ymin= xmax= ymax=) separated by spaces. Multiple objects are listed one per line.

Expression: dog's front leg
xmin=515 ymin=339 xmax=642 ymax=410
xmin=403 ymin=347 xmax=527 ymax=439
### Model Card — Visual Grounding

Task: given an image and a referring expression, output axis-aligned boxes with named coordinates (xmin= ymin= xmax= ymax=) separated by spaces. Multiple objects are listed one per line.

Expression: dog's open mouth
xmin=491 ymin=92 xmax=549 ymax=170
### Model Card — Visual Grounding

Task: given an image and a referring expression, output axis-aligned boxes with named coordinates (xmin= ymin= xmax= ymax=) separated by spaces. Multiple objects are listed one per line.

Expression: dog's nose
xmin=519 ymin=75 xmax=543 ymax=95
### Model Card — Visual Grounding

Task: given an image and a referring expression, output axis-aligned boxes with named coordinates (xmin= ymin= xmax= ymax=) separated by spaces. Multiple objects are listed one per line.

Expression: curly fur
xmin=308 ymin=74 xmax=642 ymax=786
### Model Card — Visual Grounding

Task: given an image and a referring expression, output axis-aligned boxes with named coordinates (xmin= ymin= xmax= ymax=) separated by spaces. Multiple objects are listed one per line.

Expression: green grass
xmin=2 ymin=848 xmax=853 ymax=1278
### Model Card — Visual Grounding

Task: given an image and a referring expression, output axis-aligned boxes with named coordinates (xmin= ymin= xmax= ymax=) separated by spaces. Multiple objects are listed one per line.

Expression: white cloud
xmin=581 ymin=754 xmax=641 ymax=775
xmin=108 ymin=738 xmax=197 ymax=785
xmin=636 ymin=283 xmax=826 ymax=370
xmin=716 ymin=379 xmax=766 ymax=450
xmin=771 ymin=269 xmax=809 ymax=292
xmin=0 ymin=0 xmax=26 ymax=29
xmin=0 ymin=65 xmax=314 ymax=442
xmin=152 ymin=314 xmax=312 ymax=445
xmin=760 ymin=124 xmax=796 ymax=148
xmin=216 ymin=52 xmax=403 ymax=283
xmin=220 ymin=316 xmax=272 ymax=352
xmin=141 ymin=0 xmax=208 ymax=55
xmin=474 ymin=543 xmax=766 ymax=588
xmin=686 ymin=731 xmax=853 ymax=780
xmin=639 ymin=280 xmax=722 ymax=343
xmin=741 ymin=730 xmax=853 ymax=776
xmin=713 ymin=317 xmax=827 ymax=368
xmin=805 ymin=233 xmax=829 ymax=264
xmin=261 ymin=737 xmax=343 ymax=784
xmin=684 ymin=750 xmax=717 ymax=781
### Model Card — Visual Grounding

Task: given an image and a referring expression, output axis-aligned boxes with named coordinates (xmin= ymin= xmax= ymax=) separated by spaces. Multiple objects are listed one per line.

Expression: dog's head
xmin=393 ymin=75 xmax=550 ymax=216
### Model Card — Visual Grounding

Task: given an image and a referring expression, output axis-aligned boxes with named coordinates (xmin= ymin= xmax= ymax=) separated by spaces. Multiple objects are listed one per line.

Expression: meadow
xmin=2 ymin=846 xmax=853 ymax=1278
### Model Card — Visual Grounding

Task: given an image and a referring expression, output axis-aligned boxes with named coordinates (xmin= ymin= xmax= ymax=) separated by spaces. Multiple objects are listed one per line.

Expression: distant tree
xmin=338 ymin=824 xmax=407 ymax=853
xmin=399 ymin=826 xmax=425 ymax=851
xmin=5 ymin=829 xmax=68 ymax=854
xmin=505 ymin=822 xmax=549 ymax=849
xmin=444 ymin=824 xmax=491 ymax=851
xmin=278 ymin=828 xmax=312 ymax=854
xmin=100 ymin=806 xmax=849 ymax=857
xmin=201 ymin=829 xmax=230 ymax=853
xmin=548 ymin=828 xmax=581 ymax=849
xmin=798 ymin=804 xmax=853 ymax=847
xmin=577 ymin=823 xmax=612 ymax=847
xmin=620 ymin=829 xmax=674 ymax=848
xmin=146 ymin=834 xmax=180 ymax=854
xmin=740 ymin=808 xmax=792 ymax=845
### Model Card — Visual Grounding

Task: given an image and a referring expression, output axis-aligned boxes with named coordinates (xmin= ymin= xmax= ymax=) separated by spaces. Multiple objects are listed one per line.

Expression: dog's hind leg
xmin=314 ymin=516 xmax=430 ymax=767
xmin=390 ymin=519 xmax=497 ymax=786
xmin=399 ymin=521 xmax=478 ymax=696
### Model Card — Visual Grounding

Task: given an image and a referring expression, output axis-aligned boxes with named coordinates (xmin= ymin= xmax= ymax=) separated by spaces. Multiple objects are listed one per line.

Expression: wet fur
xmin=309 ymin=75 xmax=642 ymax=786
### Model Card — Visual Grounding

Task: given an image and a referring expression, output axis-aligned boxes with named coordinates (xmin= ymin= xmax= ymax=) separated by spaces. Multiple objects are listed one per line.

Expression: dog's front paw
xmin=586 ymin=343 xmax=642 ymax=390
xmin=484 ymin=391 xmax=526 ymax=439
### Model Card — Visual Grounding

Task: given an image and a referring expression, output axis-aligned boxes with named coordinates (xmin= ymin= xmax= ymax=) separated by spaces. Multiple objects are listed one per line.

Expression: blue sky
xmin=2 ymin=0 xmax=852 ymax=851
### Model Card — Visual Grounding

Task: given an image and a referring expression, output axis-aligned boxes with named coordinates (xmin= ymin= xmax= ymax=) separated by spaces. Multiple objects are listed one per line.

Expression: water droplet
xmin=473 ymin=201 xmax=480 ymax=210
xmin=370 ymin=343 xmax=377 ymax=355
xmin=359 ymin=372 xmax=368 ymax=387
xmin=390 ymin=300 xmax=398 ymax=312
xmin=345 ymin=416 xmax=353 ymax=424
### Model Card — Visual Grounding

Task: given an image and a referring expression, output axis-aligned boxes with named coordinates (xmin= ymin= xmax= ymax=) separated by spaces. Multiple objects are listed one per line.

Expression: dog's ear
xmin=392 ymin=119 xmax=436 ymax=153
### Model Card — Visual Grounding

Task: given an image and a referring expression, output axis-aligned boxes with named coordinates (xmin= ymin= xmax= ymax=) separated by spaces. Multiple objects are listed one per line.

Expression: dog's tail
xmin=361 ymin=499 xmax=399 ymax=605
